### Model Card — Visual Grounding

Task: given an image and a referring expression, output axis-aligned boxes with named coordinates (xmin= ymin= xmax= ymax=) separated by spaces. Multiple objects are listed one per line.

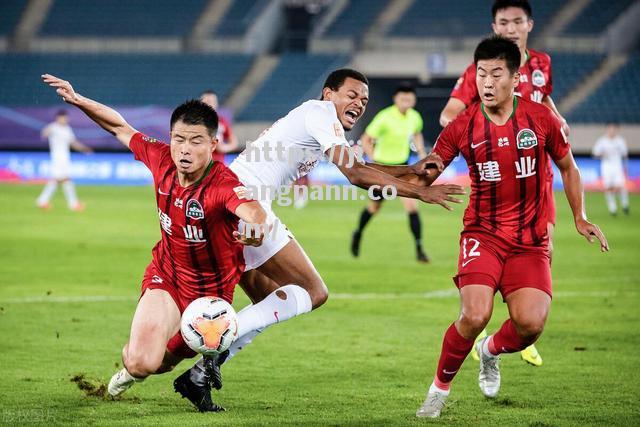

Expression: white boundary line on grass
xmin=0 ymin=290 xmax=633 ymax=304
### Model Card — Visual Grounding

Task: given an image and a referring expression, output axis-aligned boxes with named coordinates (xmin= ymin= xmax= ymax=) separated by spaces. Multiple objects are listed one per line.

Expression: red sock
xmin=166 ymin=331 xmax=197 ymax=359
xmin=489 ymin=319 xmax=531 ymax=355
xmin=434 ymin=323 xmax=475 ymax=389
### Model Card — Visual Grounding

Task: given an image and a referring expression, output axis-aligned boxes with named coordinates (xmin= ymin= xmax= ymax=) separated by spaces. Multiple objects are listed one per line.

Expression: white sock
xmin=37 ymin=181 xmax=57 ymax=206
xmin=117 ymin=368 xmax=145 ymax=383
xmin=482 ymin=336 xmax=498 ymax=357
xmin=620 ymin=188 xmax=629 ymax=209
xmin=429 ymin=382 xmax=450 ymax=396
xmin=62 ymin=181 xmax=79 ymax=208
xmin=189 ymin=285 xmax=312 ymax=385
xmin=605 ymin=191 xmax=617 ymax=214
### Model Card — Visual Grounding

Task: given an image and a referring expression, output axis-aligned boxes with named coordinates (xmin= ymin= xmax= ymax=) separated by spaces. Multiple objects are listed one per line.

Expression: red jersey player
xmin=41 ymin=74 xmax=268 ymax=412
xmin=200 ymin=89 xmax=239 ymax=164
xmin=440 ymin=0 xmax=568 ymax=367
xmin=416 ymin=37 xmax=608 ymax=418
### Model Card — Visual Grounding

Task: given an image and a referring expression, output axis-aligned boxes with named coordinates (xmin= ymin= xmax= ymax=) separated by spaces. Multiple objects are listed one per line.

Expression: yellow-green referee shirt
xmin=365 ymin=105 xmax=423 ymax=165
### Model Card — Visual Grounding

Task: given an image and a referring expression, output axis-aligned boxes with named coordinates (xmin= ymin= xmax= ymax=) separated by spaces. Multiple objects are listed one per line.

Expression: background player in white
xmin=592 ymin=123 xmax=630 ymax=216
xmin=36 ymin=109 xmax=92 ymax=210
xmin=184 ymin=69 xmax=464 ymax=390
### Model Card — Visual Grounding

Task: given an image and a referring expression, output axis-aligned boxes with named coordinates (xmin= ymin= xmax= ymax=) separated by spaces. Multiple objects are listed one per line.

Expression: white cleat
xmin=416 ymin=390 xmax=448 ymax=418
xmin=477 ymin=337 xmax=501 ymax=398
xmin=108 ymin=368 xmax=138 ymax=397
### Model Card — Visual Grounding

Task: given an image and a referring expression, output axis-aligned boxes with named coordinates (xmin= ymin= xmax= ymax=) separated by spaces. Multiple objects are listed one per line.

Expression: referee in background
xmin=351 ymin=84 xmax=429 ymax=262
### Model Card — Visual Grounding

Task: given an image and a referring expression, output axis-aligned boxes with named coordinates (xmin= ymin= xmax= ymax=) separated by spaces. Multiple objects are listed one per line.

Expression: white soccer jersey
xmin=593 ymin=135 xmax=627 ymax=173
xmin=230 ymin=100 xmax=349 ymax=195
xmin=47 ymin=123 xmax=75 ymax=165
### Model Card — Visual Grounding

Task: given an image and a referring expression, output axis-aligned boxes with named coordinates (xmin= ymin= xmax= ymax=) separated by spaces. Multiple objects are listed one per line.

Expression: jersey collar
xmin=481 ymin=96 xmax=518 ymax=125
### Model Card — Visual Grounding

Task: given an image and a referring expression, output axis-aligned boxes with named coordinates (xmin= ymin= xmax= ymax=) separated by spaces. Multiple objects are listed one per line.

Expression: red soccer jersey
xmin=130 ymin=132 xmax=251 ymax=303
xmin=451 ymin=49 xmax=554 ymax=181
xmin=451 ymin=48 xmax=552 ymax=106
xmin=434 ymin=97 xmax=570 ymax=246
xmin=212 ymin=116 xmax=234 ymax=163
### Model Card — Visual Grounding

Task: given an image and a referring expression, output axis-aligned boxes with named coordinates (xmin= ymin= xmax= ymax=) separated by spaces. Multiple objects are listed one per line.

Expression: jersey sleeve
xmin=542 ymin=53 xmax=553 ymax=96
xmin=219 ymin=180 xmax=254 ymax=215
xmin=544 ymin=112 xmax=571 ymax=162
xmin=129 ymin=132 xmax=171 ymax=174
xmin=305 ymin=104 xmax=350 ymax=152
xmin=432 ymin=122 xmax=460 ymax=167
xmin=592 ymin=138 xmax=604 ymax=157
xmin=620 ymin=138 xmax=628 ymax=157
xmin=450 ymin=64 xmax=479 ymax=106
xmin=364 ymin=110 xmax=385 ymax=138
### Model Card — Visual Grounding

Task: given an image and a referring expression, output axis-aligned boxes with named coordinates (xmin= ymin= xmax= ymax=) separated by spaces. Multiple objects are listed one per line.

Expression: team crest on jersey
xmin=142 ymin=135 xmax=160 ymax=144
xmin=186 ymin=199 xmax=204 ymax=220
xmin=516 ymin=129 xmax=538 ymax=149
xmin=532 ymin=69 xmax=545 ymax=87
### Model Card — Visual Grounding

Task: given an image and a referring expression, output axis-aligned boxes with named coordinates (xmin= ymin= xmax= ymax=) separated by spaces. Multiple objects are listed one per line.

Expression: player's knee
xmin=460 ymin=311 xmax=491 ymax=333
xmin=514 ymin=317 xmax=545 ymax=340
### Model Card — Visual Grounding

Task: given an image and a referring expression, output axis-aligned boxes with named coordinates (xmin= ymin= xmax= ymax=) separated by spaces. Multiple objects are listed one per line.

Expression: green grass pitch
xmin=1 ymin=183 xmax=639 ymax=425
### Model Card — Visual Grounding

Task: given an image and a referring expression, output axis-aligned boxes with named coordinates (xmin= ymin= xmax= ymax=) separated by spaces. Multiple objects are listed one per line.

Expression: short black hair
xmin=170 ymin=100 xmax=218 ymax=136
xmin=474 ymin=36 xmax=521 ymax=75
xmin=393 ymin=84 xmax=416 ymax=96
xmin=55 ymin=109 xmax=67 ymax=117
xmin=492 ymin=0 xmax=532 ymax=20
xmin=322 ymin=68 xmax=368 ymax=96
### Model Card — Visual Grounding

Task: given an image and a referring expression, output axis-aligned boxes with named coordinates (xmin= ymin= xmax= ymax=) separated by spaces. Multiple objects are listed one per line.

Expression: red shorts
xmin=546 ymin=178 xmax=556 ymax=226
xmin=139 ymin=263 xmax=219 ymax=359
xmin=454 ymin=227 xmax=552 ymax=299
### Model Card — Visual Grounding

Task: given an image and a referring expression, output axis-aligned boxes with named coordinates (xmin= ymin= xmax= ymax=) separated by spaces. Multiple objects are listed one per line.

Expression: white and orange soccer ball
xmin=180 ymin=297 xmax=238 ymax=356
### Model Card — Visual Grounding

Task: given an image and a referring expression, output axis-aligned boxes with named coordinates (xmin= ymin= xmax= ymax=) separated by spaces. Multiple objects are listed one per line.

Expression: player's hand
xmin=41 ymin=74 xmax=80 ymax=105
xmin=233 ymin=222 xmax=272 ymax=247
xmin=575 ymin=217 xmax=609 ymax=252
xmin=411 ymin=152 xmax=444 ymax=177
xmin=419 ymin=184 xmax=465 ymax=210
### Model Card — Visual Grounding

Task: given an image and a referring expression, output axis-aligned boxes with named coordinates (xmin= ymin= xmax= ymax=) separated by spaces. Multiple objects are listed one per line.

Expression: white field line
xmin=0 ymin=290 xmax=634 ymax=304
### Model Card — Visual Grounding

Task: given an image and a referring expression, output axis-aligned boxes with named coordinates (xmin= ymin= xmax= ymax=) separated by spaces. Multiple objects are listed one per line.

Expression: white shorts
xmin=242 ymin=201 xmax=293 ymax=271
xmin=602 ymin=168 xmax=625 ymax=188
xmin=50 ymin=160 xmax=71 ymax=180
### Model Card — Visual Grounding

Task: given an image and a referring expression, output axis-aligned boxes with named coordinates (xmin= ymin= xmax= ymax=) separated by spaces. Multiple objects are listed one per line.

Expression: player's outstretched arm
xmin=233 ymin=201 xmax=268 ymax=247
xmin=439 ymin=98 xmax=466 ymax=128
xmin=328 ymin=145 xmax=464 ymax=210
xmin=41 ymin=74 xmax=137 ymax=149
xmin=366 ymin=152 xmax=444 ymax=181
xmin=555 ymin=151 xmax=609 ymax=252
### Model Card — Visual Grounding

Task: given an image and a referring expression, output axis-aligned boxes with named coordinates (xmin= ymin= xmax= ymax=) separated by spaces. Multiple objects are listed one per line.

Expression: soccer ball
xmin=180 ymin=297 xmax=238 ymax=356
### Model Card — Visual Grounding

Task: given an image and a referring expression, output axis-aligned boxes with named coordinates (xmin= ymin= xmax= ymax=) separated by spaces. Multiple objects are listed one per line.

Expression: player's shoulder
xmin=528 ymin=49 xmax=552 ymax=66
xmin=444 ymin=103 xmax=479 ymax=138
xmin=518 ymin=97 xmax=552 ymax=118
xmin=301 ymin=99 xmax=337 ymax=116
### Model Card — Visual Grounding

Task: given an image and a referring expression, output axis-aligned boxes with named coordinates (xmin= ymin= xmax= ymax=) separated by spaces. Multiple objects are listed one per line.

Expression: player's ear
xmin=527 ymin=18 xmax=534 ymax=32
xmin=210 ymin=136 xmax=218 ymax=152
xmin=321 ymin=87 xmax=332 ymax=101
xmin=513 ymin=71 xmax=520 ymax=87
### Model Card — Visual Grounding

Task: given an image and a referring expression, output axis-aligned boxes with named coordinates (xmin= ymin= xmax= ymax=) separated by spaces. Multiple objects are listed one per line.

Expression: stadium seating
xmin=568 ymin=53 xmax=640 ymax=123
xmin=390 ymin=0 xmax=565 ymax=37
xmin=324 ymin=0 xmax=387 ymax=38
xmin=40 ymin=0 xmax=207 ymax=36
xmin=0 ymin=53 xmax=254 ymax=105
xmin=0 ymin=0 xmax=27 ymax=36
xmin=563 ymin=0 xmax=635 ymax=35
xmin=214 ymin=0 xmax=271 ymax=37
xmin=237 ymin=53 xmax=349 ymax=121
xmin=550 ymin=53 xmax=604 ymax=103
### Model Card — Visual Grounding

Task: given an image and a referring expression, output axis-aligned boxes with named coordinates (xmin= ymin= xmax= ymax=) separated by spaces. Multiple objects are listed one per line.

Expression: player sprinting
xmin=592 ymin=123 xmax=630 ymax=216
xmin=36 ymin=109 xmax=92 ymax=211
xmin=41 ymin=74 xmax=269 ymax=412
xmin=351 ymin=84 xmax=430 ymax=262
xmin=200 ymin=89 xmax=239 ymax=164
xmin=181 ymin=69 xmax=465 ymax=409
xmin=415 ymin=36 xmax=608 ymax=418
xmin=440 ymin=0 xmax=568 ymax=366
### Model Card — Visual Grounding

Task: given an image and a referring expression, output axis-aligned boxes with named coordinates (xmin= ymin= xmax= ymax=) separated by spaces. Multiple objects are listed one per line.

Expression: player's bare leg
xmin=351 ymin=199 xmax=382 ymax=257
xmin=188 ymin=239 xmax=322 ymax=388
xmin=108 ymin=289 xmax=181 ymax=397
xmin=477 ymin=288 xmax=550 ymax=397
xmin=417 ymin=285 xmax=493 ymax=417
xmin=400 ymin=197 xmax=428 ymax=262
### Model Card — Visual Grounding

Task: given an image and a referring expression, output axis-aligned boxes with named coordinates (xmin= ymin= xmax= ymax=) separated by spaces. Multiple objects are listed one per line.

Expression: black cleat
xmin=623 ymin=206 xmax=630 ymax=216
xmin=205 ymin=351 xmax=229 ymax=391
xmin=417 ymin=247 xmax=430 ymax=263
xmin=173 ymin=369 xmax=224 ymax=412
xmin=351 ymin=231 xmax=362 ymax=257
